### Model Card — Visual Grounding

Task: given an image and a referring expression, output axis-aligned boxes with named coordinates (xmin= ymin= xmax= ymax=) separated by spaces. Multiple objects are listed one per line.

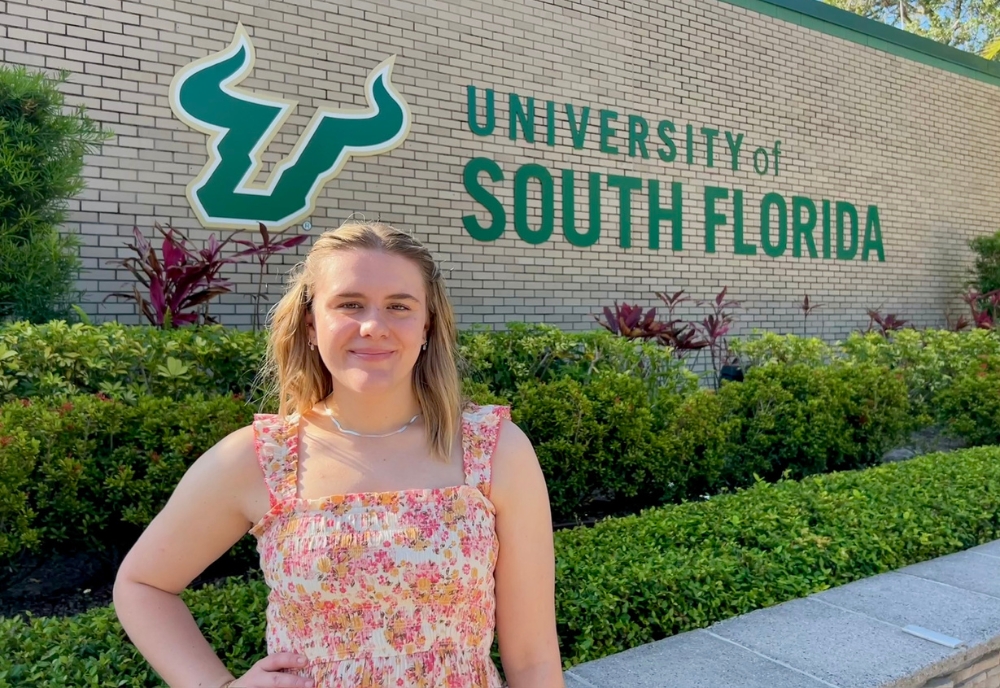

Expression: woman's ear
xmin=305 ymin=310 xmax=317 ymax=346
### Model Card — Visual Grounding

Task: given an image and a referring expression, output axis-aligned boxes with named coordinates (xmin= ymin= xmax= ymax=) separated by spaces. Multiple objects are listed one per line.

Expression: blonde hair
xmin=261 ymin=220 xmax=463 ymax=461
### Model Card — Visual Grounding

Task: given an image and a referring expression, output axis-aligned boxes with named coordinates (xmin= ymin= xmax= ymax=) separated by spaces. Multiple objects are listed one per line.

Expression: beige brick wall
xmin=920 ymin=647 xmax=1000 ymax=688
xmin=2 ymin=0 xmax=999 ymax=337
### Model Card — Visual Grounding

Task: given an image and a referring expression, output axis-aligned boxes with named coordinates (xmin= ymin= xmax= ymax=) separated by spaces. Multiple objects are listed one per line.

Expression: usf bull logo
xmin=169 ymin=23 xmax=411 ymax=231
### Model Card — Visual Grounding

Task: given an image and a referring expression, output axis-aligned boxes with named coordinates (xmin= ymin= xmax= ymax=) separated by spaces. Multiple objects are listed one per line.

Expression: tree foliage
xmin=825 ymin=0 xmax=1000 ymax=57
xmin=0 ymin=66 xmax=110 ymax=323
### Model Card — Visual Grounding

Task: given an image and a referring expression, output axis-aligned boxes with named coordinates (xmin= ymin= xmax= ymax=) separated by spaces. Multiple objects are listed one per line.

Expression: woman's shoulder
xmin=197 ymin=422 xmax=261 ymax=480
xmin=192 ymin=413 xmax=294 ymax=489
xmin=462 ymin=401 xmax=512 ymax=422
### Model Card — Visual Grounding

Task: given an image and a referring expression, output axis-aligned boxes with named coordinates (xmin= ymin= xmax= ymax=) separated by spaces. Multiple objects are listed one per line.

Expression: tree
xmin=0 ymin=66 xmax=110 ymax=323
xmin=825 ymin=0 xmax=1000 ymax=58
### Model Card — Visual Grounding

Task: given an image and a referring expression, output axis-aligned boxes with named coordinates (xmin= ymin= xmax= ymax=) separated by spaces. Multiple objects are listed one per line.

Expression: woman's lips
xmin=349 ymin=350 xmax=395 ymax=361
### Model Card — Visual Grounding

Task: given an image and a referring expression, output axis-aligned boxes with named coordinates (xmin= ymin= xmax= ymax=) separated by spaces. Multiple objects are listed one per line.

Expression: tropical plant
xmin=106 ymin=223 xmax=305 ymax=328
xmin=232 ymin=223 xmax=309 ymax=331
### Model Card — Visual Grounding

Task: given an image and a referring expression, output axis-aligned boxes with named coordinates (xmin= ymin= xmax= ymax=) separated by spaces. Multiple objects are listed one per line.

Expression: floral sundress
xmin=248 ymin=403 xmax=510 ymax=687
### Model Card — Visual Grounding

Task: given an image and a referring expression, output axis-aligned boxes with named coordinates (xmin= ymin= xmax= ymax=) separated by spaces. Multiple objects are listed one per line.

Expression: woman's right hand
xmin=230 ymin=653 xmax=315 ymax=687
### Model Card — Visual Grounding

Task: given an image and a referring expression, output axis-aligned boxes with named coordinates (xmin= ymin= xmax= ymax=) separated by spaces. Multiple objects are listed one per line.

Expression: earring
xmin=421 ymin=341 xmax=428 ymax=351
xmin=309 ymin=341 xmax=316 ymax=351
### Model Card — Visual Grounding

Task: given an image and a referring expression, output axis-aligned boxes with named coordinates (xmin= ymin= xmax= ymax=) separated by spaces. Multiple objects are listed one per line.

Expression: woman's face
xmin=306 ymin=249 xmax=429 ymax=397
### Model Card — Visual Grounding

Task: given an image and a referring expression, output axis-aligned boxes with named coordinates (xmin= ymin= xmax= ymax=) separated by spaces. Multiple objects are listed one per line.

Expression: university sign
xmin=170 ymin=27 xmax=885 ymax=262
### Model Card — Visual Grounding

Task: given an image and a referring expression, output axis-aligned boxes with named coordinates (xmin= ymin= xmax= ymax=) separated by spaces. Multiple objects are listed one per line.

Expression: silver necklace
xmin=323 ymin=399 xmax=420 ymax=438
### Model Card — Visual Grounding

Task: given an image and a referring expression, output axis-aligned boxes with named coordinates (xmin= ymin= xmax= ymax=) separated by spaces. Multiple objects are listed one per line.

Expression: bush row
xmin=0 ymin=320 xmax=693 ymax=403
xmin=0 ymin=395 xmax=259 ymax=571
xmin=733 ymin=328 xmax=1000 ymax=432
xmin=0 ymin=355 xmax=919 ymax=566
xmin=4 ymin=320 xmax=997 ymax=434
xmin=3 ymin=445 xmax=999 ymax=686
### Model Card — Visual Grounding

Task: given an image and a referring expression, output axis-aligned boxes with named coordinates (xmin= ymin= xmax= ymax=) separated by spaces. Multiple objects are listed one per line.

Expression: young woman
xmin=114 ymin=221 xmax=564 ymax=688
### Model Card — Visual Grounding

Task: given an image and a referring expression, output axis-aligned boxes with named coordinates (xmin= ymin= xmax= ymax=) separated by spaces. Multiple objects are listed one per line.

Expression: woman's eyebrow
xmin=334 ymin=291 xmax=420 ymax=301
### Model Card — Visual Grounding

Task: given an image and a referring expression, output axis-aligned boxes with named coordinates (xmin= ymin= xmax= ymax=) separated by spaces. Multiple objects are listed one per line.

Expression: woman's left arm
xmin=490 ymin=418 xmax=565 ymax=688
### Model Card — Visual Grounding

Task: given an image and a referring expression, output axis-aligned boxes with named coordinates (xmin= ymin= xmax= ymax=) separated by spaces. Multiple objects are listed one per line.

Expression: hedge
xmin=736 ymin=328 xmax=1000 ymax=432
xmin=0 ymin=321 xmax=264 ymax=402
xmin=0 ymin=395 xmax=259 ymax=571
xmin=0 ymin=356 xmax=916 ymax=567
xmin=2 ymin=445 xmax=999 ymax=686
xmin=0 ymin=321 xmax=693 ymax=403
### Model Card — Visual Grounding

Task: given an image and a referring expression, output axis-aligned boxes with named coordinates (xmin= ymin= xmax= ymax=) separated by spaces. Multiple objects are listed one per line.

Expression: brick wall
xmin=920 ymin=647 xmax=1000 ymax=688
xmin=2 ymin=0 xmax=999 ymax=337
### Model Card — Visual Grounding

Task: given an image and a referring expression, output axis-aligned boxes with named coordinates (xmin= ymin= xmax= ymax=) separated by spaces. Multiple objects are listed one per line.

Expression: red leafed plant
xmin=697 ymin=287 xmax=742 ymax=388
xmin=232 ymin=223 xmax=309 ymax=330
xmin=963 ymin=288 xmax=999 ymax=331
xmin=594 ymin=302 xmax=666 ymax=340
xmin=107 ymin=222 xmax=306 ymax=328
xmin=654 ymin=290 xmax=708 ymax=357
xmin=865 ymin=308 xmax=908 ymax=337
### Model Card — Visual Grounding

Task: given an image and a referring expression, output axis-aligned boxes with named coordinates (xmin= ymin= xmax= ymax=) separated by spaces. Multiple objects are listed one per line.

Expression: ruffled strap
xmin=252 ymin=413 xmax=300 ymax=506
xmin=461 ymin=404 xmax=511 ymax=498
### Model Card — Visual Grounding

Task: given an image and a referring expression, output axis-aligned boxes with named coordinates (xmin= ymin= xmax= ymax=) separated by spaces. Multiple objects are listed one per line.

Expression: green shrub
xmin=511 ymin=371 xmax=677 ymax=522
xmin=0 ymin=575 xmax=269 ymax=687
xmin=717 ymin=361 xmax=909 ymax=487
xmin=0 ymin=426 xmax=38 ymax=559
xmin=841 ymin=328 xmax=1000 ymax=430
xmin=729 ymin=331 xmax=835 ymax=368
xmin=0 ymin=321 xmax=266 ymax=402
xmin=935 ymin=355 xmax=1000 ymax=446
xmin=655 ymin=389 xmax=735 ymax=501
xmin=0 ymin=355 xmax=912 ymax=564
xmin=0 ymin=65 xmax=110 ymax=323
xmin=4 ymin=446 xmax=1000 ymax=685
xmin=0 ymin=380 xmax=674 ymax=563
xmin=459 ymin=322 xmax=697 ymax=400
xmin=0 ymin=394 xmax=260 ymax=568
xmin=970 ymin=229 xmax=1000 ymax=296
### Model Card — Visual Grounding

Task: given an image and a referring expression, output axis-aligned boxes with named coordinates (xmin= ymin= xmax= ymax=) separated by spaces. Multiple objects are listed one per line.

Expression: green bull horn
xmin=169 ymin=23 xmax=411 ymax=230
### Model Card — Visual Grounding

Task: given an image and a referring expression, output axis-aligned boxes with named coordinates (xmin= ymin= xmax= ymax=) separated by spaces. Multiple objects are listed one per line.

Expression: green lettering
xmin=466 ymin=86 xmax=495 ymax=137
xmin=509 ymin=94 xmax=535 ymax=143
xmin=628 ymin=115 xmax=650 ymax=158
xmin=761 ymin=192 xmax=787 ymax=257
xmin=607 ymin=174 xmax=641 ymax=248
xmin=462 ymin=157 xmax=506 ymax=241
xmin=513 ymin=163 xmax=553 ymax=244
xmin=600 ymin=110 xmax=619 ymax=155
xmin=561 ymin=170 xmax=601 ymax=247
xmin=753 ymin=147 xmax=769 ymax=175
xmin=792 ymin=196 xmax=818 ymax=258
xmin=704 ymin=186 xmax=727 ymax=253
xmin=649 ymin=180 xmax=683 ymax=251
xmin=657 ymin=120 xmax=677 ymax=163
xmin=726 ymin=131 xmax=744 ymax=171
xmin=734 ymin=189 xmax=756 ymax=255
xmin=701 ymin=128 xmax=719 ymax=168
xmin=822 ymin=200 xmax=831 ymax=259
xmin=837 ymin=201 xmax=859 ymax=260
xmin=546 ymin=100 xmax=556 ymax=146
xmin=686 ymin=124 xmax=694 ymax=165
xmin=566 ymin=104 xmax=590 ymax=149
xmin=862 ymin=206 xmax=885 ymax=261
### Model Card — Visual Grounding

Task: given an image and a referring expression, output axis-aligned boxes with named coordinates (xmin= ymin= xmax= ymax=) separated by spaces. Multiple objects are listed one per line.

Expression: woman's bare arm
xmin=491 ymin=419 xmax=565 ymax=688
xmin=113 ymin=425 xmax=267 ymax=687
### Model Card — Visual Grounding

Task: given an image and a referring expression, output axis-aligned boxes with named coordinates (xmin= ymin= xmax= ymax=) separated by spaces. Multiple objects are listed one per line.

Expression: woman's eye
xmin=339 ymin=302 xmax=362 ymax=309
xmin=389 ymin=304 xmax=410 ymax=311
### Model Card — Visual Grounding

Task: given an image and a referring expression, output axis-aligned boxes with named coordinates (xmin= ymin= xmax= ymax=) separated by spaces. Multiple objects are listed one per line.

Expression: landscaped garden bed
xmin=0 ymin=322 xmax=997 ymax=624
xmin=2 ymin=443 xmax=999 ymax=686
